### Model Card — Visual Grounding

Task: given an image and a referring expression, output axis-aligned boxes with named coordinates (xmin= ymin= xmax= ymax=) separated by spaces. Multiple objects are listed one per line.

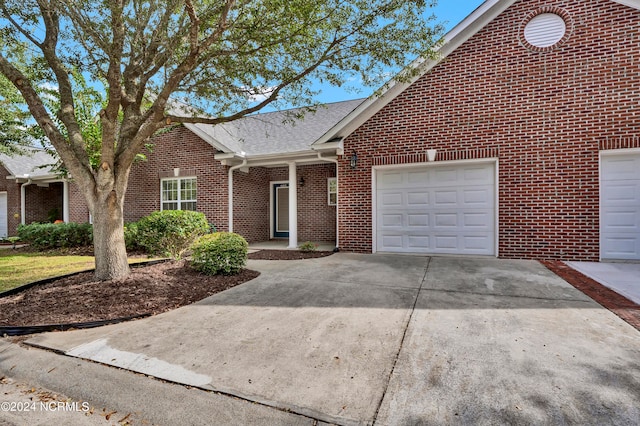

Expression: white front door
xmin=0 ymin=192 xmax=7 ymax=238
xmin=375 ymin=162 xmax=496 ymax=255
xmin=601 ymin=152 xmax=640 ymax=260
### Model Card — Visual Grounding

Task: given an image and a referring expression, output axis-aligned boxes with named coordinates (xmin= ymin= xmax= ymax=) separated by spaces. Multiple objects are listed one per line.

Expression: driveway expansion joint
xmin=371 ymin=257 xmax=431 ymax=425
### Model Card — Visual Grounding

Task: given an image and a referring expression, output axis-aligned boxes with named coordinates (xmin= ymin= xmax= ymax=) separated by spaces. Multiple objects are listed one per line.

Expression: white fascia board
xmin=313 ymin=0 xmax=516 ymax=146
xmin=183 ymin=123 xmax=234 ymax=153
xmin=612 ymin=0 xmax=640 ymax=10
xmin=312 ymin=139 xmax=343 ymax=152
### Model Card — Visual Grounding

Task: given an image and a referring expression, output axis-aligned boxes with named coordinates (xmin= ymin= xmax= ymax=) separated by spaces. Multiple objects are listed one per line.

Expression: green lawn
xmin=0 ymin=250 xmax=155 ymax=292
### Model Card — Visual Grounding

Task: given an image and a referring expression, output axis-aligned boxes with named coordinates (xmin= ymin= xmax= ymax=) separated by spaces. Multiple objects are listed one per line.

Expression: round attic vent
xmin=524 ymin=13 xmax=566 ymax=48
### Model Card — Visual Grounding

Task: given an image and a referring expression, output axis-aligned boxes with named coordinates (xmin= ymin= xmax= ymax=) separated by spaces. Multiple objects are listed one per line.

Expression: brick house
xmin=1 ymin=99 xmax=363 ymax=249
xmin=3 ymin=0 xmax=639 ymax=261
xmin=312 ymin=0 xmax=640 ymax=261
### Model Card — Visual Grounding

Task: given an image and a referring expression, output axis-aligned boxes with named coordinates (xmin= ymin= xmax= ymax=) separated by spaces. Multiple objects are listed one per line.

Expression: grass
xmin=0 ymin=249 xmax=157 ymax=293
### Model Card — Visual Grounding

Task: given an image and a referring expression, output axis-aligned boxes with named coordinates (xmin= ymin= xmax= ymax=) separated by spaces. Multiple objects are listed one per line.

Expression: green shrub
xmin=135 ymin=210 xmax=210 ymax=258
xmin=17 ymin=222 xmax=93 ymax=249
xmin=191 ymin=232 xmax=248 ymax=275
xmin=124 ymin=222 xmax=140 ymax=251
xmin=298 ymin=241 xmax=318 ymax=252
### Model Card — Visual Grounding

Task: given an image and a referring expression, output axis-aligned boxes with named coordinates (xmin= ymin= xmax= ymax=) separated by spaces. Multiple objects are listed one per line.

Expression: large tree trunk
xmin=91 ymin=189 xmax=130 ymax=281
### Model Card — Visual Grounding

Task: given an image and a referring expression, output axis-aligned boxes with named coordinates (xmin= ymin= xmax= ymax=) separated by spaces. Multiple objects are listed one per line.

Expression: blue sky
xmin=309 ymin=0 xmax=486 ymax=104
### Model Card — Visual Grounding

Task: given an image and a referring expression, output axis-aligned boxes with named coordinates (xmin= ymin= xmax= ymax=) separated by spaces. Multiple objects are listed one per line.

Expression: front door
xmin=273 ymin=182 xmax=289 ymax=238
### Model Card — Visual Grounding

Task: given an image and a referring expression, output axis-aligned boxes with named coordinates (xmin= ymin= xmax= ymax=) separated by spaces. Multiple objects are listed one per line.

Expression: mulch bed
xmin=0 ymin=261 xmax=259 ymax=327
xmin=0 ymin=248 xmax=333 ymax=329
xmin=541 ymin=260 xmax=640 ymax=331
xmin=248 ymin=250 xmax=333 ymax=260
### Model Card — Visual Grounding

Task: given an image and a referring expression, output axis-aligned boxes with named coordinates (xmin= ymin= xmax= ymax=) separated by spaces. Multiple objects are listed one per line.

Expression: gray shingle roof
xmin=0 ymin=148 xmax=58 ymax=178
xmin=185 ymin=99 xmax=364 ymax=156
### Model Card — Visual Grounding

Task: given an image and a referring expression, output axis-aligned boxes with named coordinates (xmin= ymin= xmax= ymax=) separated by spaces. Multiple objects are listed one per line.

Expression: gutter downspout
xmin=20 ymin=177 xmax=32 ymax=225
xmin=317 ymin=152 xmax=339 ymax=250
xmin=227 ymin=159 xmax=247 ymax=233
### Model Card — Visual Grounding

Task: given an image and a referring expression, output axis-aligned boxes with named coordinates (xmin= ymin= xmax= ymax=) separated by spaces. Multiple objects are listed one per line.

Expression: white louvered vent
xmin=524 ymin=13 xmax=566 ymax=48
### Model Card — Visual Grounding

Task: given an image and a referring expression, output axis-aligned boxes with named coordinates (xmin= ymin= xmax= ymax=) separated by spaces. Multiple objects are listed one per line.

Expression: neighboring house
xmin=311 ymin=0 xmax=640 ymax=261
xmin=0 ymin=149 xmax=88 ymax=238
xmin=3 ymin=0 xmax=639 ymax=262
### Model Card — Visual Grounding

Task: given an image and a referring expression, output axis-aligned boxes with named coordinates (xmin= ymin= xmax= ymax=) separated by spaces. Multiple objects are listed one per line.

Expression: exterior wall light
xmin=299 ymin=176 xmax=305 ymax=187
xmin=350 ymin=152 xmax=358 ymax=169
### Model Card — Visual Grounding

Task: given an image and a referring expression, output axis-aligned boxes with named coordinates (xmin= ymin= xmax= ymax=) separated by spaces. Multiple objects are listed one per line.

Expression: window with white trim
xmin=161 ymin=177 xmax=197 ymax=211
xmin=328 ymin=178 xmax=337 ymax=206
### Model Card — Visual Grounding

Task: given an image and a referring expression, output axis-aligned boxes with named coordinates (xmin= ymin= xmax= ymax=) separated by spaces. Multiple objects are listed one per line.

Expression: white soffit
xmin=612 ymin=0 xmax=640 ymax=10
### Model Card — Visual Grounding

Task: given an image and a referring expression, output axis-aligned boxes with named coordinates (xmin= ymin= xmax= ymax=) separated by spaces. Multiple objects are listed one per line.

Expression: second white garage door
xmin=375 ymin=162 xmax=496 ymax=255
xmin=601 ymin=152 xmax=640 ymax=260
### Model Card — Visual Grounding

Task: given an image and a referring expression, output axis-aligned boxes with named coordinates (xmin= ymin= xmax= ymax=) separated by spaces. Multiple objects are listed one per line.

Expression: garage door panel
xmin=463 ymin=188 xmax=493 ymax=206
xmin=408 ymin=214 xmax=429 ymax=227
xmin=602 ymin=157 xmax=640 ymax=181
xmin=434 ymin=190 xmax=458 ymax=206
xmin=407 ymin=192 xmax=429 ymax=205
xmin=601 ymin=153 xmax=640 ymax=260
xmin=601 ymin=182 xmax=640 ymax=206
xmin=407 ymin=235 xmax=430 ymax=249
xmin=407 ymin=170 xmax=429 ymax=185
xmin=376 ymin=163 xmax=495 ymax=255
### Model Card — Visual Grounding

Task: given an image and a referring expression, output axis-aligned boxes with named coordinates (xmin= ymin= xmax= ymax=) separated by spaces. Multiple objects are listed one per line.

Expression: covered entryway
xmin=375 ymin=161 xmax=496 ymax=255
xmin=0 ymin=192 xmax=7 ymax=238
xmin=600 ymin=151 xmax=640 ymax=260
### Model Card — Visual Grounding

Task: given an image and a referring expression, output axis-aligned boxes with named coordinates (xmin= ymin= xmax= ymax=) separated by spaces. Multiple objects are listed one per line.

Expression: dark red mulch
xmin=0 ymin=261 xmax=259 ymax=327
xmin=541 ymin=260 xmax=640 ymax=331
xmin=247 ymin=250 xmax=334 ymax=260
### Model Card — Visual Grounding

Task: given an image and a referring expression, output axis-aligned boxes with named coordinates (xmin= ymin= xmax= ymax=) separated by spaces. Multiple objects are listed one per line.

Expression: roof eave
xmin=184 ymin=123 xmax=235 ymax=154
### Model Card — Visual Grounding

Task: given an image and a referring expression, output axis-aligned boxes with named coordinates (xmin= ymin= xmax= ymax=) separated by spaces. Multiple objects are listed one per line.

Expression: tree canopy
xmin=0 ymin=0 xmax=444 ymax=280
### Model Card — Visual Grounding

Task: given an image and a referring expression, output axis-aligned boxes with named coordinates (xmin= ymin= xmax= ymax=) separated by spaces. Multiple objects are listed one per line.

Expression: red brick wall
xmin=125 ymin=126 xmax=229 ymax=230
xmin=339 ymin=0 xmax=640 ymax=260
xmin=68 ymin=182 xmax=90 ymax=223
xmin=233 ymin=167 xmax=270 ymax=242
xmin=296 ymin=164 xmax=336 ymax=243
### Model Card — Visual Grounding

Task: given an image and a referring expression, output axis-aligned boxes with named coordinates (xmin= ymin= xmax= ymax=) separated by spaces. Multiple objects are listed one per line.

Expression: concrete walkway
xmin=3 ymin=254 xmax=640 ymax=425
xmin=567 ymin=261 xmax=640 ymax=305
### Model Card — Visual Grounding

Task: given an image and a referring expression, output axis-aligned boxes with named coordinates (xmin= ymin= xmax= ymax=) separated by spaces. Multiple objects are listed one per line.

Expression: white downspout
xmin=227 ymin=159 xmax=247 ymax=233
xmin=317 ymin=152 xmax=339 ymax=250
xmin=20 ymin=177 xmax=32 ymax=225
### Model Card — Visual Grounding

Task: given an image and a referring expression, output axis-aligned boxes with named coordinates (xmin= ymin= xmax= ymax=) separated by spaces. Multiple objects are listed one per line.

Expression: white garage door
xmin=601 ymin=153 xmax=640 ymax=260
xmin=0 ymin=192 xmax=7 ymax=238
xmin=376 ymin=162 xmax=496 ymax=255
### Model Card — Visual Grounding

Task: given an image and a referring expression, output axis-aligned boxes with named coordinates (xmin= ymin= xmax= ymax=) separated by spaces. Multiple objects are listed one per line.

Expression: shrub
xmin=191 ymin=232 xmax=248 ymax=275
xmin=135 ymin=210 xmax=210 ymax=258
xmin=17 ymin=222 xmax=93 ymax=249
xmin=298 ymin=241 xmax=318 ymax=252
xmin=124 ymin=222 xmax=140 ymax=251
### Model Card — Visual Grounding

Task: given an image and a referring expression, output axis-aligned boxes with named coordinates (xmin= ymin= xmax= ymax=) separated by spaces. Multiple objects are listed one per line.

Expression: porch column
xmin=288 ymin=162 xmax=298 ymax=248
xmin=62 ymin=180 xmax=70 ymax=222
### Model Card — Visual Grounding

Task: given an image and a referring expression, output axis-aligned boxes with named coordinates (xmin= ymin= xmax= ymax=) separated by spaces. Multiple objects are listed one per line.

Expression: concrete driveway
xmin=14 ymin=254 xmax=640 ymax=425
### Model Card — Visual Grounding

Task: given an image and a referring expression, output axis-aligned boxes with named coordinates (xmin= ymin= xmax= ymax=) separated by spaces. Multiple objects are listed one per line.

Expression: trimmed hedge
xmin=191 ymin=232 xmax=248 ymax=275
xmin=135 ymin=210 xmax=210 ymax=259
xmin=17 ymin=222 xmax=93 ymax=249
